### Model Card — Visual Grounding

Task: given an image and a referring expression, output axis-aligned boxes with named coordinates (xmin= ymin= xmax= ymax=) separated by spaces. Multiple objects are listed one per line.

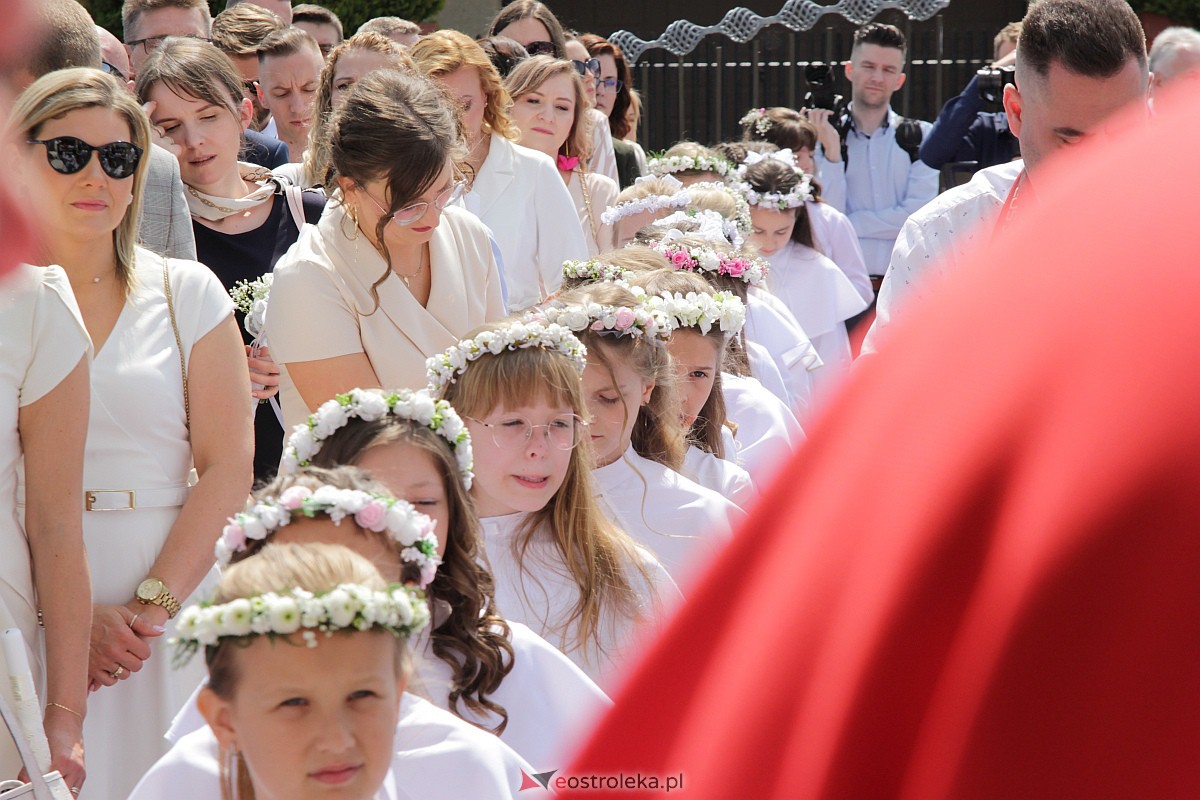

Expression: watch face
xmin=137 ymin=578 xmax=164 ymax=600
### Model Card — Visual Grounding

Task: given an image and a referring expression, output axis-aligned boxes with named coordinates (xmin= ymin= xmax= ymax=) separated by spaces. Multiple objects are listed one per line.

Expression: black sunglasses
xmin=27 ymin=137 xmax=144 ymax=179
xmin=525 ymin=40 xmax=557 ymax=57
xmin=571 ymin=58 xmax=601 ymax=77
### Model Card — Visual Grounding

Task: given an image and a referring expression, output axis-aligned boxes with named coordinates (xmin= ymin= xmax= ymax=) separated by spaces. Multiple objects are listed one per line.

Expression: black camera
xmin=977 ymin=65 xmax=1015 ymax=112
xmin=803 ymin=63 xmax=845 ymax=116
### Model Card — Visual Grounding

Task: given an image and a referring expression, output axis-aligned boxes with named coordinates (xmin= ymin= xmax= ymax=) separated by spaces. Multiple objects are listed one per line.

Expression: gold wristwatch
xmin=135 ymin=577 xmax=181 ymax=618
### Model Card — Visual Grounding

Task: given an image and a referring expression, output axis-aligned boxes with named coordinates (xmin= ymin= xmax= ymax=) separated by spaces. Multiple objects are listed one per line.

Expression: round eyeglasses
xmin=596 ymin=78 xmax=624 ymax=94
xmin=362 ymin=180 xmax=466 ymax=227
xmin=467 ymin=415 xmax=588 ymax=451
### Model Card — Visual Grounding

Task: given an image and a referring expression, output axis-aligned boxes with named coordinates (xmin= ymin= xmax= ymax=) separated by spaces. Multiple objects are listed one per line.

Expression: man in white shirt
xmin=821 ymin=23 xmax=939 ymax=283
xmin=863 ymin=0 xmax=1149 ymax=354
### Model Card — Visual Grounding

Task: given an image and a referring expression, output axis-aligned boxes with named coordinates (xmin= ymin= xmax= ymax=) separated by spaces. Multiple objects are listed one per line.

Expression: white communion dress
xmin=74 ymin=249 xmax=230 ymax=799
xmin=0 ymin=265 xmax=90 ymax=778
xmin=129 ymin=693 xmax=533 ymax=800
xmin=479 ymin=512 xmax=681 ymax=693
xmin=722 ymin=372 xmax=805 ymax=491
xmin=680 ymin=445 xmax=757 ymax=512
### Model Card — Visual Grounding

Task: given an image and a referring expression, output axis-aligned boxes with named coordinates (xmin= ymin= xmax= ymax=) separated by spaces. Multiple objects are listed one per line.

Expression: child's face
xmin=274 ymin=516 xmax=404 ymax=581
xmin=668 ymin=330 xmax=722 ymax=428
xmin=749 ymin=206 xmax=798 ymax=257
xmin=200 ymin=630 xmax=405 ymax=800
xmin=466 ymin=399 xmax=576 ymax=518
xmin=355 ymin=443 xmax=451 ymax=557
xmin=581 ymin=352 xmax=655 ymax=467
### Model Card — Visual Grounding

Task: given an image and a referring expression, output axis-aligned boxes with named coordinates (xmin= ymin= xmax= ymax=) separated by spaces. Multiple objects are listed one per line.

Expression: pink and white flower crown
xmin=652 ymin=241 xmax=770 ymax=288
xmin=645 ymin=290 xmax=746 ymax=337
xmin=531 ymin=294 xmax=674 ymax=344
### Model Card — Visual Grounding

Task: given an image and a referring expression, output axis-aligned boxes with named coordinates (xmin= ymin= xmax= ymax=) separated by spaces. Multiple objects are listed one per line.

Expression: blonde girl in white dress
xmin=0 ymin=266 xmax=90 ymax=790
xmin=411 ymin=31 xmax=588 ymax=310
xmin=12 ymin=69 xmax=254 ymax=799
xmin=430 ymin=322 xmax=680 ymax=690
xmin=504 ymin=56 xmax=619 ymax=257
xmin=268 ymin=69 xmax=506 ymax=431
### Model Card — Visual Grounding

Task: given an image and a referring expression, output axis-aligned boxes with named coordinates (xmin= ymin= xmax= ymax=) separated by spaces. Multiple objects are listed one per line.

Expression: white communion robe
xmin=722 ymin=372 xmax=805 ymax=491
xmin=808 ymin=200 xmax=874 ymax=304
xmin=129 ymin=693 xmax=532 ymax=800
xmin=743 ymin=288 xmax=822 ymax=421
xmin=680 ymin=444 xmax=757 ymax=513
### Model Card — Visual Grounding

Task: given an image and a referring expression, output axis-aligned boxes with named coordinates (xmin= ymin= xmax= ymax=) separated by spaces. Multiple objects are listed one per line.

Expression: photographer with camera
xmin=920 ymin=23 xmax=1021 ymax=176
xmin=818 ymin=23 xmax=938 ymax=289
xmin=863 ymin=0 xmax=1148 ymax=355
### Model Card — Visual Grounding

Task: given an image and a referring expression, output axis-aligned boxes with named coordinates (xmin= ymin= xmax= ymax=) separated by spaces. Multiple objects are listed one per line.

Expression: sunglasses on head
xmin=27 ymin=136 xmax=144 ymax=179
xmin=571 ymin=58 xmax=601 ymax=77
xmin=100 ymin=61 xmax=127 ymax=82
xmin=525 ymin=40 xmax=557 ymax=57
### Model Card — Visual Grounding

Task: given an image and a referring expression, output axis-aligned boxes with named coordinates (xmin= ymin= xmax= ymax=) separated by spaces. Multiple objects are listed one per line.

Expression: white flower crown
xmin=229 ymin=272 xmax=273 ymax=338
xmin=651 ymin=209 xmax=744 ymax=249
xmin=171 ymin=582 xmax=430 ymax=666
xmin=647 ymin=153 xmax=733 ymax=179
xmin=600 ymin=189 xmax=693 ymax=226
xmin=735 ymin=148 xmax=800 ymax=178
xmin=426 ymin=321 xmax=588 ymax=392
xmin=532 ymin=296 xmax=674 ymax=343
xmin=645 ymin=290 xmax=746 ymax=337
xmin=739 ymin=107 xmax=773 ymax=136
xmin=682 ymin=181 xmax=754 ymax=236
xmin=736 ymin=178 xmax=813 ymax=210
xmin=562 ymin=258 xmax=636 ymax=284
xmin=282 ymin=388 xmax=473 ymax=490
xmin=215 ymin=485 xmax=442 ymax=588
xmin=653 ymin=242 xmax=770 ymax=288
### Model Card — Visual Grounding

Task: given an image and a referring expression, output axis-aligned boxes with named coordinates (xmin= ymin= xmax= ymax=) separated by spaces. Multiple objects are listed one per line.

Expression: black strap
xmin=836 ymin=113 xmax=925 ymax=169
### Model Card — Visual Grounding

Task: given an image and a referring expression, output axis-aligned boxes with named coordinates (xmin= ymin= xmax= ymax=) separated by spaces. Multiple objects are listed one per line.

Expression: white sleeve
xmin=530 ymin=159 xmax=589 ymax=302
xmin=589 ymin=111 xmax=620 ymax=185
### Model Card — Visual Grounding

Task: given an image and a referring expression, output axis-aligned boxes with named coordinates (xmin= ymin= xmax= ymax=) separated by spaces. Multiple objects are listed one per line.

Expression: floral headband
xmin=680 ymin=181 xmax=754 ymax=236
xmin=653 ymin=242 xmax=770 ymax=288
xmin=600 ymin=188 xmax=693 ymax=226
xmin=215 ymin=485 xmax=442 ymax=588
xmin=562 ymin=258 xmax=636 ymax=284
xmin=651 ymin=209 xmax=744 ymax=249
xmin=171 ymin=582 xmax=430 ymax=667
xmin=736 ymin=176 xmax=813 ymax=211
xmin=282 ymin=388 xmax=473 ymax=490
xmin=532 ymin=297 xmax=674 ymax=344
xmin=647 ymin=153 xmax=733 ymax=179
xmin=739 ymin=107 xmax=773 ymax=136
xmin=426 ymin=321 xmax=588 ymax=391
xmin=645 ymin=290 xmax=746 ymax=337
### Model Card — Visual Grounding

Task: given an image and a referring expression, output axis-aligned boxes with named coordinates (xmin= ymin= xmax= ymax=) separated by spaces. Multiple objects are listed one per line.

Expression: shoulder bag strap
xmin=162 ymin=255 xmax=190 ymax=430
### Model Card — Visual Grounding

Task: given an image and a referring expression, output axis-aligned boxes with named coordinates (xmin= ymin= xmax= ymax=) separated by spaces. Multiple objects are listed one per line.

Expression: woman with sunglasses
xmin=12 ymin=68 xmax=253 ymax=799
xmin=266 ymin=69 xmax=506 ymax=432
xmin=564 ymin=35 xmax=620 ymax=185
xmin=580 ymin=33 xmax=648 ymax=187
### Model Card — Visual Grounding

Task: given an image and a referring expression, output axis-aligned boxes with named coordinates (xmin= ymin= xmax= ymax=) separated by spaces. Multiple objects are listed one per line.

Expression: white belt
xmin=83 ymin=486 xmax=191 ymax=512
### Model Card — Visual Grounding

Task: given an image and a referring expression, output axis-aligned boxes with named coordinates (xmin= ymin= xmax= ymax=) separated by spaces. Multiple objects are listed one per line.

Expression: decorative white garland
xmin=562 ymin=258 xmax=636 ymax=284
xmin=600 ymin=189 xmax=693 ymax=226
xmin=739 ymin=107 xmax=773 ymax=136
xmin=215 ymin=485 xmax=442 ymax=588
xmin=645 ymin=290 xmax=746 ymax=336
xmin=229 ymin=272 xmax=273 ymax=338
xmin=647 ymin=153 xmax=733 ymax=179
xmin=736 ymin=177 xmax=813 ymax=210
xmin=171 ymin=582 xmax=430 ymax=666
xmin=681 ymin=180 xmax=754 ymax=236
xmin=653 ymin=241 xmax=770 ymax=288
xmin=426 ymin=321 xmax=588 ymax=392
xmin=533 ymin=297 xmax=674 ymax=343
xmin=651 ymin=209 xmax=744 ymax=248
xmin=282 ymin=388 xmax=473 ymax=490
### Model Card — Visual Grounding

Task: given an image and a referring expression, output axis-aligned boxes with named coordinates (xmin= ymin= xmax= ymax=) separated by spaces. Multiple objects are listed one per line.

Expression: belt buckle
xmin=85 ymin=489 xmax=136 ymax=511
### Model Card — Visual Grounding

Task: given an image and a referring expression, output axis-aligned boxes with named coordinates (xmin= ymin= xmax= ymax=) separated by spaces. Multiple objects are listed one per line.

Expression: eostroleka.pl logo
xmin=520 ymin=769 xmax=685 ymax=793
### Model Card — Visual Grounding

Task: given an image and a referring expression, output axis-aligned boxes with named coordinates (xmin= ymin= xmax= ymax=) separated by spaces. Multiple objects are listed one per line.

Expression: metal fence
xmin=631 ymin=17 xmax=1001 ymax=153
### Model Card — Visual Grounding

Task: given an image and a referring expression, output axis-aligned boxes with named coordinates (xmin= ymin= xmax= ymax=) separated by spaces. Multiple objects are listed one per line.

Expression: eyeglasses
xmin=125 ymin=33 xmax=212 ymax=54
xmin=596 ymin=78 xmax=624 ymax=94
xmin=571 ymin=58 xmax=601 ymax=77
xmin=362 ymin=180 xmax=466 ymax=227
xmin=27 ymin=137 xmax=144 ymax=179
xmin=467 ymin=415 xmax=588 ymax=450
xmin=524 ymin=41 xmax=557 ymax=57
xmin=243 ymin=80 xmax=259 ymax=98
xmin=100 ymin=61 xmax=127 ymax=81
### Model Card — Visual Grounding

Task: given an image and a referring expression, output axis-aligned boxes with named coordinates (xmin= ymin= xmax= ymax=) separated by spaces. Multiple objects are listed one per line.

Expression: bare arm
xmin=20 ymin=353 xmax=90 ymax=790
xmin=285 ymin=352 xmax=382 ymax=413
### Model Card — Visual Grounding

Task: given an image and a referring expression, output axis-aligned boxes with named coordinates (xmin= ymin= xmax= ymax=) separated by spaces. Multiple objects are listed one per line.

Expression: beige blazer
xmin=267 ymin=203 xmax=507 ymax=430
xmin=567 ymin=170 xmax=619 ymax=256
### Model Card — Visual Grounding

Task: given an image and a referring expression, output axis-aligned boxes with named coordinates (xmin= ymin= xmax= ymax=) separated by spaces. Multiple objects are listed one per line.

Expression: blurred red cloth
xmin=561 ymin=85 xmax=1200 ymax=800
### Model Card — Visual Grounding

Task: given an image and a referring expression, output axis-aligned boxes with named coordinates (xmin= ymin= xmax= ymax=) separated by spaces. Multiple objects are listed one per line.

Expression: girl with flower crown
xmin=503 ymin=56 xmax=619 ymax=257
xmin=429 ymin=320 xmax=680 ymax=690
xmin=283 ymin=388 xmax=611 ymax=770
xmin=741 ymin=157 xmax=869 ymax=394
xmin=131 ymin=471 xmax=533 ymax=800
xmin=538 ymin=284 xmax=745 ymax=587
xmin=647 ymin=141 xmax=732 ymax=186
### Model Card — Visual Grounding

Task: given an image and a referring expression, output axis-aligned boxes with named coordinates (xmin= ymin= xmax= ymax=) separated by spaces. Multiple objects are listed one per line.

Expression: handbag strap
xmin=161 ymin=255 xmax=190 ymax=430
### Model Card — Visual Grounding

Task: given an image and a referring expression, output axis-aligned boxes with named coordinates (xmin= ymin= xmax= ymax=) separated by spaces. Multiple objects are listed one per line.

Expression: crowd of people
xmin=0 ymin=0 xmax=1196 ymax=797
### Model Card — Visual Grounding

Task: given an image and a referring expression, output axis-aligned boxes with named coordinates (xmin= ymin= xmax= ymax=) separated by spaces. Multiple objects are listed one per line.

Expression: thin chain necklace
xmin=395 ymin=246 xmax=429 ymax=289
xmin=186 ymin=185 xmax=238 ymax=214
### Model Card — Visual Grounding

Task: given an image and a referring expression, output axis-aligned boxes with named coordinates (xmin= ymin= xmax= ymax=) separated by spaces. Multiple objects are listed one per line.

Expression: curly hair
xmin=410 ymin=29 xmax=522 ymax=142
xmin=503 ymin=55 xmax=592 ymax=162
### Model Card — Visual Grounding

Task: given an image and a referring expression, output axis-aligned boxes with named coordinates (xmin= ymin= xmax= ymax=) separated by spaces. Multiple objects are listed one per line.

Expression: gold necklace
xmin=576 ymin=168 xmax=599 ymax=243
xmin=186 ymin=185 xmax=238 ymax=214
xmin=395 ymin=246 xmax=428 ymax=289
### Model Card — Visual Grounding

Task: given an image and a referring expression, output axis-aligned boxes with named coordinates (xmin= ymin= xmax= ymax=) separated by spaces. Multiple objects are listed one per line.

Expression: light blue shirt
xmin=818 ymin=106 xmax=939 ymax=276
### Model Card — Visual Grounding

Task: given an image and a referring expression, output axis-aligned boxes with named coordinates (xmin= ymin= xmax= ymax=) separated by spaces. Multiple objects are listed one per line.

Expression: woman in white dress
xmin=430 ymin=321 xmax=680 ymax=690
xmin=504 ymin=56 xmax=619 ymax=257
xmin=13 ymin=69 xmax=254 ymax=799
xmin=288 ymin=390 xmax=611 ymax=769
xmin=267 ymin=69 xmax=506 ymax=431
xmin=411 ymin=30 xmax=587 ymax=311
xmin=0 ymin=266 xmax=90 ymax=790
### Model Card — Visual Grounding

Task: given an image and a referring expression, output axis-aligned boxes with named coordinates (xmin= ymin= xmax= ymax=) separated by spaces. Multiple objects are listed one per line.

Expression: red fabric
xmin=561 ymin=88 xmax=1200 ymax=800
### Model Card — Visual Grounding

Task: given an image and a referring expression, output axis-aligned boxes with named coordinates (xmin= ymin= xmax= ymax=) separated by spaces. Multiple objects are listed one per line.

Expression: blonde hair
xmin=503 ymin=55 xmax=592 ymax=162
xmin=440 ymin=324 xmax=649 ymax=663
xmin=11 ymin=69 xmax=151 ymax=298
xmin=613 ymin=175 xmax=683 ymax=206
xmin=662 ymin=141 xmax=725 ymax=180
xmin=686 ymin=185 xmax=739 ymax=219
xmin=207 ymin=541 xmax=404 ymax=800
xmin=410 ymin=29 xmax=521 ymax=142
xmin=210 ymin=3 xmax=285 ymax=56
